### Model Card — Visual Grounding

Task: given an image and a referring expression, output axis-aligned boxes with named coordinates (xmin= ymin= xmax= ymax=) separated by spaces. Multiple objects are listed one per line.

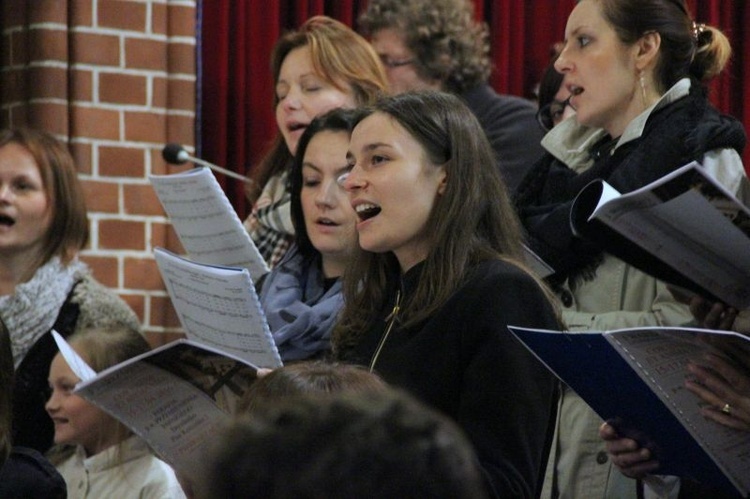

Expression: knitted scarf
xmin=0 ymin=257 xmax=85 ymax=368
xmin=259 ymin=246 xmax=343 ymax=361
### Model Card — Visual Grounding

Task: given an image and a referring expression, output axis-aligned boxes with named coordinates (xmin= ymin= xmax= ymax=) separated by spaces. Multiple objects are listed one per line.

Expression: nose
xmin=554 ymin=46 xmax=571 ymax=73
xmin=279 ymin=88 xmax=302 ymax=112
xmin=315 ymin=179 xmax=339 ymax=207
xmin=0 ymin=184 xmax=12 ymax=202
xmin=341 ymin=167 xmax=366 ymax=192
xmin=45 ymin=390 xmax=59 ymax=414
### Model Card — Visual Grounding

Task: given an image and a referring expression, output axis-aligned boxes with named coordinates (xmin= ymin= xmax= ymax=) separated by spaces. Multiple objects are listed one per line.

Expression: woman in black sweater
xmin=335 ymin=91 xmax=560 ymax=498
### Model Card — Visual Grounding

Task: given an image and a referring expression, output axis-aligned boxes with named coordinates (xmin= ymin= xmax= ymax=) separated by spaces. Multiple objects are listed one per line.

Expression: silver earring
xmin=639 ymin=72 xmax=647 ymax=106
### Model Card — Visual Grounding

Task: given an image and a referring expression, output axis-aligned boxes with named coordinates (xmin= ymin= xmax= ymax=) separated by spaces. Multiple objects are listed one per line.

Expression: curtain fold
xmin=200 ymin=1 xmax=750 ymax=216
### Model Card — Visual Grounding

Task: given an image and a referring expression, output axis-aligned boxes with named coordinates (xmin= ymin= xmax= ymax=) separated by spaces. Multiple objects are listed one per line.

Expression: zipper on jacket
xmin=369 ymin=289 xmax=401 ymax=372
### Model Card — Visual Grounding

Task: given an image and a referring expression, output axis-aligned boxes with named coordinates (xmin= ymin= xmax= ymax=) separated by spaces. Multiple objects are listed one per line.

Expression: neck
xmin=320 ymin=255 xmax=346 ymax=279
xmin=0 ymin=251 xmax=43 ymax=296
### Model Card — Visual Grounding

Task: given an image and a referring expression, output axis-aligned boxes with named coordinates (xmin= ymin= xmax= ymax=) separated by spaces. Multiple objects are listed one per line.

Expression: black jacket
xmin=340 ymin=259 xmax=559 ymax=498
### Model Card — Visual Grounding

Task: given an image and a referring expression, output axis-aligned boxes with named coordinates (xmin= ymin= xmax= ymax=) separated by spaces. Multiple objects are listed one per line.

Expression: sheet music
xmin=154 ymin=247 xmax=282 ymax=369
xmin=150 ymin=167 xmax=269 ymax=281
xmin=76 ymin=340 xmax=258 ymax=478
xmin=609 ymin=328 xmax=750 ymax=495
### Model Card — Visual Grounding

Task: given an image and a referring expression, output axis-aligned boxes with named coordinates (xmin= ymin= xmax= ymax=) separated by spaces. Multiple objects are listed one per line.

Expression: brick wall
xmin=0 ymin=0 xmax=197 ymax=345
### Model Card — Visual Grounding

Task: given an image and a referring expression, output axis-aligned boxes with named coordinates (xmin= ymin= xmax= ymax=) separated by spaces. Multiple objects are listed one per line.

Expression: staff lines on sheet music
xmin=170 ymin=285 xmax=251 ymax=318
xmin=181 ymin=323 xmax=270 ymax=353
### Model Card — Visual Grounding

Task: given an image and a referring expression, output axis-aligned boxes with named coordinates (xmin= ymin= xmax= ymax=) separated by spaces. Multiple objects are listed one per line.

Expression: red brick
xmin=71 ymin=0 xmax=94 ymax=27
xmin=167 ymin=78 xmax=195 ymax=111
xmin=29 ymin=28 xmax=69 ymax=62
xmin=71 ymin=68 xmax=94 ymax=102
xmin=81 ymin=180 xmax=119 ymax=213
xmin=123 ymin=257 xmax=164 ymax=290
xmin=125 ymin=38 xmax=166 ymax=70
xmin=149 ymin=151 xmax=195 ymax=175
xmin=28 ymin=66 xmax=68 ymax=100
xmin=29 ymin=103 xmax=68 ymax=135
xmin=167 ymin=42 xmax=195 ymax=74
xmin=166 ymin=114 xmax=194 ymax=148
xmin=70 ymin=141 xmax=93 ymax=174
xmin=124 ymin=111 xmax=165 ymax=143
xmin=99 ymin=219 xmax=146 ymax=250
xmin=121 ymin=293 xmax=145 ymax=324
xmin=98 ymin=1 xmax=147 ymax=32
xmin=151 ymin=221 xmax=184 ymax=254
xmin=79 ymin=254 xmax=119 ymax=288
xmin=99 ymin=145 xmax=145 ymax=177
xmin=152 ymin=76 xmax=167 ymax=108
xmin=71 ymin=32 xmax=120 ymax=66
xmin=123 ymin=183 xmax=163 ymax=216
xmin=99 ymin=72 xmax=147 ymax=106
xmin=29 ymin=0 xmax=68 ymax=24
xmin=71 ymin=106 xmax=120 ymax=139
xmin=167 ymin=5 xmax=196 ymax=38
xmin=152 ymin=3 xmax=167 ymax=36
xmin=148 ymin=296 xmax=183 ymax=330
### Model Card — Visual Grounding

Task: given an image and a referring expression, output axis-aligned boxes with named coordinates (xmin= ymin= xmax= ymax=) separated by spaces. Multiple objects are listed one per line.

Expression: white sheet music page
xmin=154 ymin=247 xmax=282 ymax=369
xmin=149 ymin=167 xmax=269 ymax=282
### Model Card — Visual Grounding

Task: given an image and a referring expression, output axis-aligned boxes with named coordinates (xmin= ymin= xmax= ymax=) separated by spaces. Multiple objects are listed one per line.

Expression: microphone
xmin=161 ymin=143 xmax=252 ymax=183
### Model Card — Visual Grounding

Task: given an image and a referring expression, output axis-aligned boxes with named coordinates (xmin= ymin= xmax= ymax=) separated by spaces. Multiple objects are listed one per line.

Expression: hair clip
xmin=691 ymin=21 xmax=706 ymax=43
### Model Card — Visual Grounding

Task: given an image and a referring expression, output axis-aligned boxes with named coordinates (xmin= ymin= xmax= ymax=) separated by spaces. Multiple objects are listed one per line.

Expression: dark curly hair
xmin=358 ymin=0 xmax=492 ymax=93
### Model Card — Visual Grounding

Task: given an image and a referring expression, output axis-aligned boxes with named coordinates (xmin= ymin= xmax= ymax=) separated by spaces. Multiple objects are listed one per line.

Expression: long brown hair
xmin=333 ymin=92 xmax=555 ymax=352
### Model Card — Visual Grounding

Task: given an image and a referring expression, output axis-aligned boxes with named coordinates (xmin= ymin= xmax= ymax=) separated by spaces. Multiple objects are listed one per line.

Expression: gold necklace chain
xmin=368 ymin=289 xmax=401 ymax=372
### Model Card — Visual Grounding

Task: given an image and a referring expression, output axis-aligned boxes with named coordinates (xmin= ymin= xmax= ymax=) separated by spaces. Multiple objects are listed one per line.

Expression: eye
xmin=275 ymin=83 xmax=289 ymax=101
xmin=14 ymin=181 xmax=35 ymax=191
xmin=303 ymin=84 xmax=321 ymax=93
xmin=303 ymin=177 xmax=321 ymax=188
xmin=371 ymin=154 xmax=388 ymax=165
xmin=577 ymin=35 xmax=591 ymax=48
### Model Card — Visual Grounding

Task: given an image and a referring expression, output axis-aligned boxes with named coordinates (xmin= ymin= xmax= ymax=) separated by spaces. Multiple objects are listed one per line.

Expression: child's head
xmin=45 ymin=326 xmax=150 ymax=456
xmin=236 ymin=361 xmax=386 ymax=415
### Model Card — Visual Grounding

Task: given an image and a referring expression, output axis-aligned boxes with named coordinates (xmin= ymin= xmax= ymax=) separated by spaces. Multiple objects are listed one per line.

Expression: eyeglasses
xmin=379 ymin=56 xmax=415 ymax=69
xmin=536 ymin=95 xmax=572 ymax=131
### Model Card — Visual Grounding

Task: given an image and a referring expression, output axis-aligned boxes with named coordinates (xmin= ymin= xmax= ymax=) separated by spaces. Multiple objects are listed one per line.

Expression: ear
xmin=634 ymin=31 xmax=661 ymax=71
xmin=436 ymin=167 xmax=447 ymax=195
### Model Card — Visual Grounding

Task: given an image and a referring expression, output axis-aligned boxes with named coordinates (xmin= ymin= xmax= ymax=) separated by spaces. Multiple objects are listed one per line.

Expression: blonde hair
xmin=47 ymin=325 xmax=150 ymax=464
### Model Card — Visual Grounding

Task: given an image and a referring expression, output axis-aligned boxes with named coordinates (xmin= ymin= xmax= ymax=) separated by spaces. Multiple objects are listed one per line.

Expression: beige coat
xmin=539 ymin=79 xmax=750 ymax=499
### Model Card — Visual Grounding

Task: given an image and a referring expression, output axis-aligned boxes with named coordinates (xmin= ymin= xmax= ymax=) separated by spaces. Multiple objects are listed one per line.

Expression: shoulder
xmin=118 ymin=439 xmax=187 ymax=498
xmin=0 ymin=446 xmax=67 ymax=498
xmin=135 ymin=456 xmax=186 ymax=498
xmin=458 ymin=259 xmax=550 ymax=305
xmin=70 ymin=273 xmax=140 ymax=330
xmin=461 ymin=85 xmax=538 ymax=125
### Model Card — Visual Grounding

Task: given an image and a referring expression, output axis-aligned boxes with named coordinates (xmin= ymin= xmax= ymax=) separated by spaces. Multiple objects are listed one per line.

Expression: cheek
xmin=305 ymin=91 xmax=355 ymax=116
xmin=300 ymin=191 xmax=316 ymax=221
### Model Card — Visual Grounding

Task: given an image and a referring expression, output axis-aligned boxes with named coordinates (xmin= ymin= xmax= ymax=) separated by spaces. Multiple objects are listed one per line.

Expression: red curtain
xmin=199 ymin=1 xmax=750 ymax=216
